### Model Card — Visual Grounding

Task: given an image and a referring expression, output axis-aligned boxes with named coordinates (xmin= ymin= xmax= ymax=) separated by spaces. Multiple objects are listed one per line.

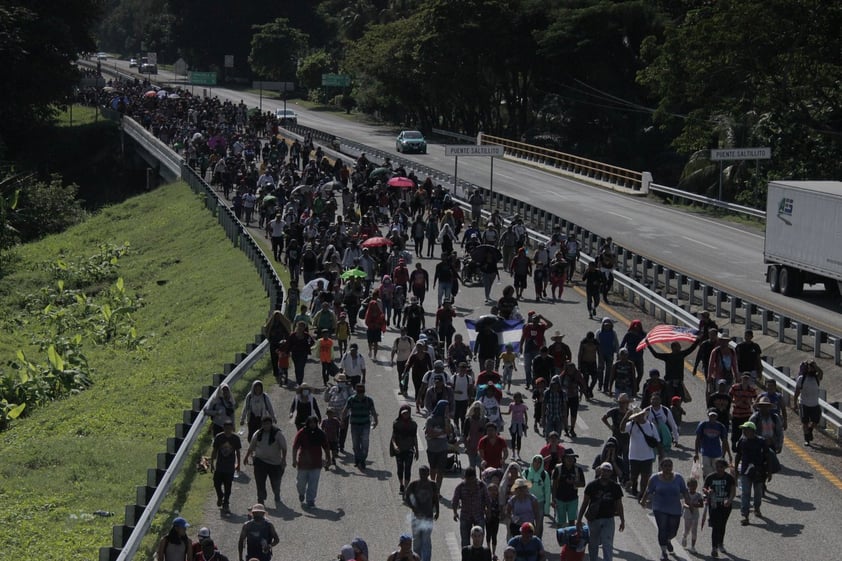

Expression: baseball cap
xmin=197 ymin=527 xmax=211 ymax=538
xmin=399 ymin=534 xmax=412 ymax=544
xmin=707 ymin=408 xmax=719 ymax=416
xmin=599 ymin=462 xmax=613 ymax=472
xmin=740 ymin=421 xmax=757 ymax=431
xmin=172 ymin=517 xmax=189 ymax=528
xmin=520 ymin=522 xmax=535 ymax=534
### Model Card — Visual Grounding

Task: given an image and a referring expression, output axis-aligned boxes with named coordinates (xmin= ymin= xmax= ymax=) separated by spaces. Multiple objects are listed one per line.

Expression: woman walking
xmin=364 ymin=288 xmax=386 ymax=360
xmin=287 ymin=321 xmax=315 ymax=386
xmin=264 ymin=310 xmax=290 ymax=382
xmin=639 ymin=458 xmax=691 ymax=561
xmin=391 ymin=404 xmax=419 ymax=493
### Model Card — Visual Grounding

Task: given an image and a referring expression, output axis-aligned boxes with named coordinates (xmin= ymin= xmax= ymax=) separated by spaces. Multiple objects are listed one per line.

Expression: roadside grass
xmin=55 ymin=104 xmax=103 ymax=127
xmin=0 ymin=181 xmax=270 ymax=560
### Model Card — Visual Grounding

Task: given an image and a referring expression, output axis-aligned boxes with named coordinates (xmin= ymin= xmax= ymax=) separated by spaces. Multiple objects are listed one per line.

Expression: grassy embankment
xmin=0 ymin=181 xmax=272 ymax=560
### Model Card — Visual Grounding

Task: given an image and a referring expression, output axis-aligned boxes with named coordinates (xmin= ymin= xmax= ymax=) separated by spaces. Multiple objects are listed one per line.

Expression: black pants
xmin=213 ymin=470 xmax=234 ymax=508
xmin=454 ymin=400 xmax=469 ymax=432
xmin=395 ymin=450 xmax=414 ymax=483
xmin=253 ymin=458 xmax=284 ymax=503
xmin=709 ymin=506 xmax=732 ymax=549
xmin=247 ymin=413 xmax=262 ymax=442
xmin=586 ymin=287 xmax=600 ymax=313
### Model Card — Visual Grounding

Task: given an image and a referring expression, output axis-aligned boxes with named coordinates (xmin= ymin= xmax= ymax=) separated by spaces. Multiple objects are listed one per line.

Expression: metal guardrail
xmin=430 ymin=128 xmax=476 ymax=143
xmin=122 ymin=118 xmax=181 ymax=180
xmin=649 ymin=182 xmax=766 ymax=219
xmin=109 ymin=340 xmax=268 ymax=561
xmin=480 ymin=133 xmax=645 ymax=192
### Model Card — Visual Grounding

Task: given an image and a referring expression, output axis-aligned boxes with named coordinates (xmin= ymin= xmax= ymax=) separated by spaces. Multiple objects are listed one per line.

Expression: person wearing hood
xmin=596 ymin=318 xmax=619 ymax=395
xmin=240 ymin=380 xmax=276 ymax=441
xmin=204 ymin=384 xmax=236 ymax=436
xmin=289 ymin=383 xmax=321 ymax=430
xmin=351 ymin=537 xmax=369 ymax=561
xmin=292 ymin=415 xmax=330 ymax=508
xmin=392 ymin=404 xmax=420 ymax=493
xmin=425 ymin=399 xmax=454 ymax=489
xmin=620 ymin=320 xmax=647 ymax=393
xmin=523 ymin=455 xmax=552 ymax=538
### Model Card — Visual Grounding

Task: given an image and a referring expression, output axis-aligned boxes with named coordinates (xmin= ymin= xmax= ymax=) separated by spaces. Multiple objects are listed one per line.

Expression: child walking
xmin=681 ymin=477 xmax=704 ymax=552
xmin=276 ymin=339 xmax=290 ymax=385
xmin=321 ymin=410 xmax=341 ymax=469
xmin=506 ymin=392 xmax=529 ymax=460
xmin=318 ymin=330 xmax=335 ymax=386
xmin=499 ymin=343 xmax=517 ymax=392
xmin=336 ymin=313 xmax=350 ymax=356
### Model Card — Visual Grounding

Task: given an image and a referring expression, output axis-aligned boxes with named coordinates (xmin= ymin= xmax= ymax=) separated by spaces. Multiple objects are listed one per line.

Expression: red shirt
xmin=521 ymin=324 xmax=548 ymax=351
xmin=477 ymin=370 xmax=502 ymax=386
xmin=478 ymin=435 xmax=507 ymax=468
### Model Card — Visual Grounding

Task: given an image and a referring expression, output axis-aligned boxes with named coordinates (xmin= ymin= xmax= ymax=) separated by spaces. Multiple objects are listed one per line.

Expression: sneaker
xmin=689 ymin=545 xmax=696 ymax=553
xmin=221 ymin=506 xmax=231 ymax=515
xmin=754 ymin=507 xmax=762 ymax=517
xmin=217 ymin=497 xmax=223 ymax=507
xmin=569 ymin=430 xmax=577 ymax=438
xmin=711 ymin=549 xmax=719 ymax=559
xmin=666 ymin=542 xmax=674 ymax=553
xmin=718 ymin=545 xmax=727 ymax=554
xmin=399 ymin=484 xmax=405 ymax=493
xmin=741 ymin=517 xmax=749 ymax=526
xmin=804 ymin=441 xmax=811 ymax=447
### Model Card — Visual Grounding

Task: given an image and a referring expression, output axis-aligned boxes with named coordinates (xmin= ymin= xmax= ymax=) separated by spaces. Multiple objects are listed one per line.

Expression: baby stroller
xmin=445 ymin=443 xmax=463 ymax=474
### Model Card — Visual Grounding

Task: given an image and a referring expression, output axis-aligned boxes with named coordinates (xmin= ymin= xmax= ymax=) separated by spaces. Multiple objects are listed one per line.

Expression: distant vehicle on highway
xmin=275 ymin=109 xmax=298 ymax=125
xmin=139 ymin=63 xmax=158 ymax=75
xmin=764 ymin=180 xmax=842 ymax=296
xmin=96 ymin=52 xmax=108 ymax=60
xmin=395 ymin=130 xmax=427 ymax=154
xmin=129 ymin=58 xmax=138 ymax=68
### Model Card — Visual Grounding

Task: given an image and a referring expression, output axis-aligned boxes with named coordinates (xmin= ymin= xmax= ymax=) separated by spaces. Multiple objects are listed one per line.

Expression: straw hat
xmin=513 ymin=478 xmax=532 ymax=490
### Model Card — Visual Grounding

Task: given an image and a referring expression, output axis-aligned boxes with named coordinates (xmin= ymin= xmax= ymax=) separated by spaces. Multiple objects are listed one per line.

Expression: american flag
xmin=636 ymin=324 xmax=699 ymax=352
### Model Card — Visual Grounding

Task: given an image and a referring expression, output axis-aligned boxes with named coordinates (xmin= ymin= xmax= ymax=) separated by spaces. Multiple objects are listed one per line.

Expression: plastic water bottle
xmin=93 ymin=510 xmax=114 ymax=517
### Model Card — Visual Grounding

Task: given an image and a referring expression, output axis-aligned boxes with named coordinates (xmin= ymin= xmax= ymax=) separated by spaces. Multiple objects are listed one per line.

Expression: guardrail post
xmin=778 ymin=315 xmax=787 ymax=343
xmin=702 ymin=285 xmax=711 ymax=312
xmin=814 ymin=330 xmax=825 ymax=358
xmin=676 ymin=273 xmax=685 ymax=300
xmin=714 ymin=289 xmax=723 ymax=317
xmin=835 ymin=338 xmax=842 ymax=366
xmin=729 ymin=297 xmax=740 ymax=323
xmin=795 ymin=323 xmax=806 ymax=351
xmin=663 ymin=267 xmax=671 ymax=295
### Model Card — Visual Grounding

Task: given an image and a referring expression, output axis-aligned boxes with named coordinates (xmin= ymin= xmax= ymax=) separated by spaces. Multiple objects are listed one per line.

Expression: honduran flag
xmin=464 ymin=318 xmax=525 ymax=353
xmin=636 ymin=324 xmax=699 ymax=352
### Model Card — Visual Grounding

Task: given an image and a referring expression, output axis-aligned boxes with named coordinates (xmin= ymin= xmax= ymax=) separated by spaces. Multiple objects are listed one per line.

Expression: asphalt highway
xmin=195 ymin=245 xmax=839 ymax=561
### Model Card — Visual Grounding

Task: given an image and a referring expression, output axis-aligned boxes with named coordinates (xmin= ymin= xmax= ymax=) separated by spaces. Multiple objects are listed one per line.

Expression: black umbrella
xmin=471 ymin=244 xmax=503 ymax=263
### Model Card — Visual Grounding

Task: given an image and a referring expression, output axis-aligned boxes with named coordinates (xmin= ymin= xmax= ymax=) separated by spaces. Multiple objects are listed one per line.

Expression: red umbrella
xmin=361 ymin=236 xmax=393 ymax=248
xmin=387 ymin=176 xmax=415 ymax=189
xmin=143 ymin=90 xmax=157 ymax=98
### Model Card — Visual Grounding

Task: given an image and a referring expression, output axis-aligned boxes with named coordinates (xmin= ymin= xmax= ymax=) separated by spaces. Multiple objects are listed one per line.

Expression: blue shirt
xmin=646 ymin=473 xmax=688 ymax=516
xmin=507 ymin=535 xmax=544 ymax=561
xmin=695 ymin=420 xmax=727 ymax=458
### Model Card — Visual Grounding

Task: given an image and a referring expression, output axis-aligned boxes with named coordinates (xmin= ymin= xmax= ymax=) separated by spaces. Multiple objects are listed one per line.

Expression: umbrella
xmin=369 ymin=167 xmax=392 ymax=180
xmin=192 ymin=132 xmax=204 ymax=142
xmin=387 ymin=176 xmax=415 ymax=189
xmin=361 ymin=236 xmax=393 ymax=249
xmin=143 ymin=90 xmax=157 ymax=98
xmin=301 ymin=278 xmax=330 ymax=302
xmin=261 ymin=194 xmax=277 ymax=207
xmin=340 ymin=268 xmax=367 ymax=280
xmin=102 ymin=86 xmax=115 ymax=93
xmin=156 ymin=90 xmax=169 ymax=98
xmin=166 ymin=93 xmax=181 ymax=99
xmin=321 ymin=180 xmax=343 ymax=191
xmin=291 ymin=184 xmax=313 ymax=196
xmin=471 ymin=244 xmax=503 ymax=263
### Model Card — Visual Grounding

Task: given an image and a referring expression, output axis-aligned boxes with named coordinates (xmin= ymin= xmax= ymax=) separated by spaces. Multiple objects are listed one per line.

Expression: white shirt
xmin=340 ymin=352 xmax=366 ymax=378
xmin=646 ymin=405 xmax=679 ymax=441
xmin=796 ymin=374 xmax=821 ymax=407
xmin=626 ymin=419 xmax=659 ymax=461
xmin=422 ymin=369 xmax=451 ymax=387
xmin=453 ymin=374 xmax=473 ymax=402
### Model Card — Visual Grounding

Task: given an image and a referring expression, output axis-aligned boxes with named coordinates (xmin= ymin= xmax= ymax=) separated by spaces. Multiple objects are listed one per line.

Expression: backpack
xmin=243 ymin=519 xmax=273 ymax=557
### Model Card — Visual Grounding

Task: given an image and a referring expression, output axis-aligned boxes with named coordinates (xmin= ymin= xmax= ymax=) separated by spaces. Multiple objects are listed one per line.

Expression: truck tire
xmin=768 ymin=266 xmax=781 ymax=293
xmin=780 ymin=267 xmax=803 ymax=296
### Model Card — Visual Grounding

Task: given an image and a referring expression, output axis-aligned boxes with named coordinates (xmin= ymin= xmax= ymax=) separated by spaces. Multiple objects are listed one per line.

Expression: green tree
xmin=0 ymin=1 xmax=102 ymax=155
xmin=248 ymin=18 xmax=309 ymax=80
xmin=297 ymin=49 xmax=335 ymax=90
xmin=639 ymin=0 xmax=842 ymax=181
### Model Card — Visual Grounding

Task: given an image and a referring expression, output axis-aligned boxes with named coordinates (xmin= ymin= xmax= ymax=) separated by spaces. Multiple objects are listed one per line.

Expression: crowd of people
xmin=91 ymin=73 xmax=824 ymax=561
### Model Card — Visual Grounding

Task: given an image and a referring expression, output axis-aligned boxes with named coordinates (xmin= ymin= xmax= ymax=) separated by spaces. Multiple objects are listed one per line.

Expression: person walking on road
xmin=210 ymin=419 xmax=241 ymax=516
xmin=793 ymin=359 xmax=823 ymax=446
xmin=734 ymin=421 xmax=769 ymax=526
xmin=693 ymin=409 xmax=731 ymax=479
xmin=291 ymin=416 xmax=331 ymax=508
xmin=405 ymin=465 xmax=440 ymax=561
xmin=343 ymin=383 xmax=379 ymax=470
xmin=507 ymin=522 xmax=545 ymax=561
xmin=388 ymin=534 xmax=422 ymax=561
xmin=392 ymin=404 xmax=420 ymax=493
xmin=462 ymin=526 xmax=493 ymax=561
xmin=243 ymin=416 xmax=288 ymax=508
xmin=237 ymin=504 xmax=279 ymax=561
xmin=596 ymin=318 xmax=618 ymax=394
xmin=425 ymin=399 xmax=454 ymax=489
xmin=157 ymin=517 xmax=193 ymax=561
xmin=582 ymin=262 xmax=603 ymax=318
xmin=325 ymin=373 xmax=354 ymax=451
xmin=576 ymin=463 xmax=625 ymax=561
xmin=639 ymin=458 xmax=690 ymax=561
xmin=204 ymin=384 xmax=236 ymax=437
xmin=240 ymin=380 xmax=276 ymax=441
xmin=453 ymin=467 xmax=492 ymax=547
xmin=703 ymin=459 xmax=737 ymax=559
xmin=339 ymin=343 xmax=367 ymax=386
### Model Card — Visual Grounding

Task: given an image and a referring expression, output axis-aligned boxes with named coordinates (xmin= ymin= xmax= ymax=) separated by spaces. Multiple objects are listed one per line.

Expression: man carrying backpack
xmin=237 ymin=503 xmax=279 ymax=561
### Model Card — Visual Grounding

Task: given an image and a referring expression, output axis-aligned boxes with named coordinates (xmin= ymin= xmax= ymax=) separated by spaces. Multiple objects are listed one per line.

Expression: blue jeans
xmin=545 ymin=415 xmax=564 ymax=436
xmin=739 ymin=475 xmax=763 ymax=516
xmin=412 ymin=516 xmax=434 ymax=561
xmin=437 ymin=282 xmax=452 ymax=306
xmin=350 ymin=423 xmax=371 ymax=465
xmin=588 ymin=517 xmax=615 ymax=561
xmin=523 ymin=351 xmax=536 ymax=386
xmin=296 ymin=468 xmax=321 ymax=504
xmin=459 ymin=514 xmax=485 ymax=547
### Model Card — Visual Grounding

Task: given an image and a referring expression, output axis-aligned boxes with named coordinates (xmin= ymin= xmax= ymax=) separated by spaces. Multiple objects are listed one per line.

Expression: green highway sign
xmin=322 ymin=73 xmax=351 ymax=87
xmin=190 ymin=71 xmax=217 ymax=86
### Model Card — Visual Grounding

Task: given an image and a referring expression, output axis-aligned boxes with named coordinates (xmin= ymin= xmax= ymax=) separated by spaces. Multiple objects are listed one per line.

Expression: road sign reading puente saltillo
xmin=710 ymin=147 xmax=771 ymax=161
xmin=445 ymin=145 xmax=505 ymax=157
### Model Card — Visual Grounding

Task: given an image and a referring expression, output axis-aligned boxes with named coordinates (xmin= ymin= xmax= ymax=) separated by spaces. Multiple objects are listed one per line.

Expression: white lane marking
xmin=681 ymin=235 xmax=718 ymax=250
xmin=446 ymin=531 xmax=463 ymax=560
xmin=606 ymin=211 xmax=633 ymax=221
